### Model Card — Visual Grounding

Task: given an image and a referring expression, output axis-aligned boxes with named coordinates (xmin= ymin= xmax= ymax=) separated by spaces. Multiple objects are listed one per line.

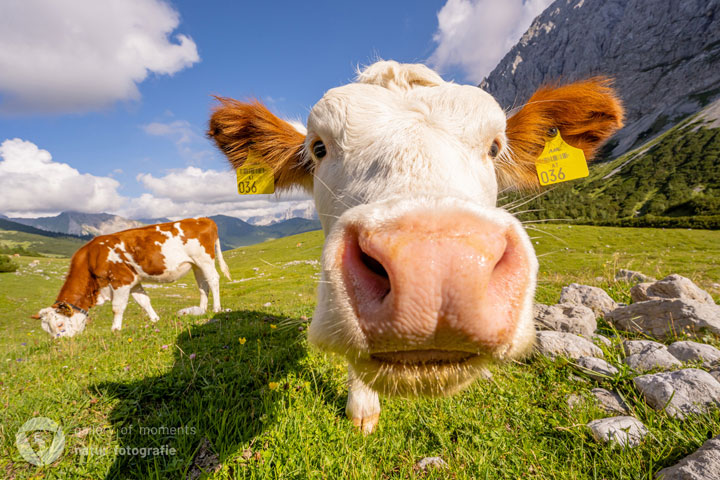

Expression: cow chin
xmin=348 ymin=354 xmax=491 ymax=397
xmin=39 ymin=308 xmax=88 ymax=338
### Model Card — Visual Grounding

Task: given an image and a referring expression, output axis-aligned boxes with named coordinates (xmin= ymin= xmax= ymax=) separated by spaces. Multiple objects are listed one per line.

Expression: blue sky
xmin=0 ymin=0 xmax=552 ymax=221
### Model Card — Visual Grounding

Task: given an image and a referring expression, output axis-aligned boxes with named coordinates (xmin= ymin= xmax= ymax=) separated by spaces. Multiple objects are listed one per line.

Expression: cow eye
xmin=312 ymin=140 xmax=327 ymax=159
xmin=488 ymin=140 xmax=501 ymax=158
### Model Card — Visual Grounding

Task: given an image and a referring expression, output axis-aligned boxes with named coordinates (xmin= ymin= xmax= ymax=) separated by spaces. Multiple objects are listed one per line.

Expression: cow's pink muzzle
xmin=339 ymin=210 xmax=533 ymax=362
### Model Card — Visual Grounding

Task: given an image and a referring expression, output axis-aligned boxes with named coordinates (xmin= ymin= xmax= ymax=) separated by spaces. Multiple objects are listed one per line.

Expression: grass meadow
xmin=1 ymin=225 xmax=720 ymax=479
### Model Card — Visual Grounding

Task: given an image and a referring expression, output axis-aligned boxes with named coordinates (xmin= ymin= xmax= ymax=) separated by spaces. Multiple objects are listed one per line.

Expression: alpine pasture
xmin=2 ymin=225 xmax=720 ymax=479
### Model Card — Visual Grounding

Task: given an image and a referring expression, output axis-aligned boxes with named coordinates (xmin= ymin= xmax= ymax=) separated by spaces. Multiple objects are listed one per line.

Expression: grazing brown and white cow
xmin=209 ymin=61 xmax=623 ymax=433
xmin=34 ymin=217 xmax=231 ymax=337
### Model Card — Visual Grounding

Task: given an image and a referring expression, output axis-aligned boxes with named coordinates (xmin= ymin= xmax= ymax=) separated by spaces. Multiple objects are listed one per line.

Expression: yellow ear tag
xmin=236 ymin=150 xmax=274 ymax=194
xmin=535 ymin=131 xmax=589 ymax=186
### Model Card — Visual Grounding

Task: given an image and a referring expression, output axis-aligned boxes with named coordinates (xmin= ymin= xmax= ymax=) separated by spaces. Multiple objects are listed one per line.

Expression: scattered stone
xmin=616 ymin=269 xmax=656 ymax=284
xmin=577 ymin=356 xmax=619 ymax=381
xmin=633 ymin=369 xmax=720 ymax=419
xmin=591 ymin=388 xmax=631 ymax=415
xmin=711 ymin=368 xmax=720 ymax=384
xmin=606 ymin=299 xmax=720 ymax=340
xmin=593 ymin=334 xmax=612 ymax=347
xmin=535 ymin=331 xmax=604 ymax=360
xmin=187 ymin=438 xmax=222 ymax=480
xmin=623 ymin=339 xmax=665 ymax=356
xmin=534 ymin=303 xmax=597 ymax=336
xmin=567 ymin=393 xmax=586 ymax=409
xmin=587 ymin=416 xmax=648 ymax=448
xmin=560 ymin=283 xmax=618 ymax=316
xmin=624 ymin=345 xmax=683 ymax=373
xmin=667 ymin=341 xmax=720 ymax=367
xmin=640 ymin=275 xmax=716 ymax=305
xmin=655 ymin=435 xmax=720 ymax=479
xmin=631 ymin=282 xmax=655 ymax=303
xmin=414 ymin=457 xmax=447 ymax=472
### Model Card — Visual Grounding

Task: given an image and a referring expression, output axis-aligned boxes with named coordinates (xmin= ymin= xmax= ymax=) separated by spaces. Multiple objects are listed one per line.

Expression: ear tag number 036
xmin=535 ymin=130 xmax=589 ymax=186
xmin=236 ymin=150 xmax=274 ymax=194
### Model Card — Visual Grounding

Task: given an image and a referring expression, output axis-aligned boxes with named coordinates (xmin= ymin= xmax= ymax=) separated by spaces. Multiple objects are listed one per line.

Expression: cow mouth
xmin=370 ymin=349 xmax=478 ymax=366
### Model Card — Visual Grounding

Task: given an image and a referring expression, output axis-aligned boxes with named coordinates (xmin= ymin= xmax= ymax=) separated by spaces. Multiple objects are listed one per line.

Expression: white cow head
xmin=209 ymin=61 xmax=623 ymax=398
xmin=35 ymin=304 xmax=88 ymax=338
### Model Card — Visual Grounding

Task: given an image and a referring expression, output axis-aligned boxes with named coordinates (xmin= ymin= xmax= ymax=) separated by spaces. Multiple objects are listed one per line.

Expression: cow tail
xmin=215 ymin=238 xmax=232 ymax=281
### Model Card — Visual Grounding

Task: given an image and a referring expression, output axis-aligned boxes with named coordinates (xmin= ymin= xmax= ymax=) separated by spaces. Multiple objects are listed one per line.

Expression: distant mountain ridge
xmin=480 ymin=0 xmax=720 ymax=155
xmin=1 ymin=211 xmax=321 ymax=250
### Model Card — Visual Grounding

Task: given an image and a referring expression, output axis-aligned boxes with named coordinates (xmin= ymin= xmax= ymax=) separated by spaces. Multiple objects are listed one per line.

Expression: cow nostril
xmin=359 ymin=250 xmax=389 ymax=281
xmin=343 ymin=230 xmax=392 ymax=303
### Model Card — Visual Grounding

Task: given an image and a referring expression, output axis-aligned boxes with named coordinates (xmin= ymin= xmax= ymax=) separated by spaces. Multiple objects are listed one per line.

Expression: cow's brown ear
xmin=208 ymin=99 xmax=311 ymax=191
xmin=502 ymin=77 xmax=624 ymax=189
xmin=31 ymin=313 xmax=41 ymax=319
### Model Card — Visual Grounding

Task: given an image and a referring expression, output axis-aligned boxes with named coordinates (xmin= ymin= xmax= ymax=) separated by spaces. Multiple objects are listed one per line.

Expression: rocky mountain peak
xmin=481 ymin=0 xmax=720 ymax=155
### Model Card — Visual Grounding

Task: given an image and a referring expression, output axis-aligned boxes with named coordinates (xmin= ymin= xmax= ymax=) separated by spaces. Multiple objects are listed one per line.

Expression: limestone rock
xmin=606 ymin=299 xmax=720 ymax=340
xmin=593 ymin=334 xmax=612 ymax=347
xmin=616 ymin=269 xmax=656 ymax=284
xmin=536 ymin=331 xmax=604 ymax=360
xmin=414 ymin=457 xmax=447 ymax=471
xmin=559 ymin=283 xmax=618 ymax=316
xmin=633 ymin=275 xmax=716 ymax=304
xmin=623 ymin=339 xmax=665 ymax=356
xmin=587 ymin=416 xmax=648 ymax=448
xmin=534 ymin=303 xmax=597 ymax=336
xmin=633 ymin=369 xmax=720 ymax=419
xmin=655 ymin=435 xmax=720 ymax=479
xmin=480 ymin=0 xmax=720 ymax=155
xmin=591 ymin=388 xmax=631 ymax=415
xmin=577 ymin=356 xmax=619 ymax=381
xmin=667 ymin=341 xmax=720 ymax=367
xmin=631 ymin=283 xmax=655 ymax=303
xmin=623 ymin=340 xmax=682 ymax=372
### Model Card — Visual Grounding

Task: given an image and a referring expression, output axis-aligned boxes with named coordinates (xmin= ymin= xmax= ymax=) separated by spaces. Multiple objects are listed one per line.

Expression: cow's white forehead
xmin=307 ymin=82 xmax=506 ymax=150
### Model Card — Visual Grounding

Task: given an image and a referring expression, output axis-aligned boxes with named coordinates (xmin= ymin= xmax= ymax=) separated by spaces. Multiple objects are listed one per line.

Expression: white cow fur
xmin=304 ymin=61 xmax=539 ymax=431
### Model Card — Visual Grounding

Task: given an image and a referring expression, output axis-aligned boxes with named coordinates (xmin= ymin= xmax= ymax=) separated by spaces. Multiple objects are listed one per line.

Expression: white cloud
xmin=142 ymin=120 xmax=213 ymax=163
xmin=0 ymin=139 xmax=315 ymax=223
xmin=0 ymin=0 xmax=199 ymax=114
xmin=429 ymin=0 xmax=554 ymax=83
xmin=128 ymin=166 xmax=314 ymax=221
xmin=0 ymin=138 xmax=125 ymax=217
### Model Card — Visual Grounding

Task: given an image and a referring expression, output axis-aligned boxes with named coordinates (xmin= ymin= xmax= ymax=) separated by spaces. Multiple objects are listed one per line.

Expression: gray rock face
xmin=559 ymin=284 xmax=618 ymax=316
xmin=623 ymin=339 xmax=665 ymax=356
xmin=633 ymin=275 xmax=716 ymax=304
xmin=655 ymin=435 xmax=720 ymax=479
xmin=616 ymin=269 xmax=656 ymax=284
xmin=633 ymin=369 xmax=720 ymax=419
xmin=534 ymin=303 xmax=597 ymax=336
xmin=606 ymin=299 xmax=720 ymax=340
xmin=591 ymin=388 xmax=631 ymax=415
xmin=414 ymin=457 xmax=447 ymax=471
xmin=592 ymin=334 xmax=612 ymax=347
xmin=624 ymin=347 xmax=683 ymax=373
xmin=587 ymin=416 xmax=648 ymax=448
xmin=668 ymin=341 xmax=720 ymax=367
xmin=480 ymin=0 xmax=720 ymax=155
xmin=577 ymin=356 xmax=619 ymax=381
xmin=536 ymin=331 xmax=604 ymax=359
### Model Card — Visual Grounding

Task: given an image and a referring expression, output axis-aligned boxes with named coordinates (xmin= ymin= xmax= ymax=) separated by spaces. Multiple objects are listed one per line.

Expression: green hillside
xmin=0 ymin=220 xmax=86 ymax=257
xmin=2 ymin=226 xmax=719 ymax=479
xmin=512 ymin=124 xmax=720 ymax=229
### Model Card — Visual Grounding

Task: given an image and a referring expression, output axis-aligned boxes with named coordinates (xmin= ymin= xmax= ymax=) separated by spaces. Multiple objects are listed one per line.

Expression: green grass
xmin=0 ymin=228 xmax=85 ymax=258
xmin=1 ymin=226 xmax=720 ymax=479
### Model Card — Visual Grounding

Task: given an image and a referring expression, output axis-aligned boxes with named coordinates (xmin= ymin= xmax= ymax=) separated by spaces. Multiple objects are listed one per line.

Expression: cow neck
xmin=55 ymin=247 xmax=98 ymax=312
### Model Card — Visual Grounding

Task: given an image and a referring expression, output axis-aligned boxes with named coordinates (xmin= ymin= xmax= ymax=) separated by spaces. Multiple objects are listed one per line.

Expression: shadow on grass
xmin=93 ymin=309 xmax=308 ymax=479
